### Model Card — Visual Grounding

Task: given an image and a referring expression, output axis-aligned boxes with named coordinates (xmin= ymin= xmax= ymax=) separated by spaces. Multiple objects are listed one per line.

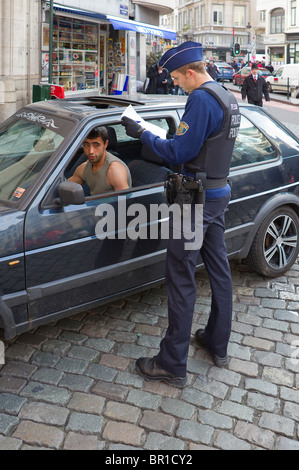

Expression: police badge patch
xmin=176 ymin=121 xmax=189 ymax=136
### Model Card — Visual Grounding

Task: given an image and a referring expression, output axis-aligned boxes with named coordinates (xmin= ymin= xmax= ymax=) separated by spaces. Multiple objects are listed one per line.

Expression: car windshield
xmin=0 ymin=118 xmax=64 ymax=204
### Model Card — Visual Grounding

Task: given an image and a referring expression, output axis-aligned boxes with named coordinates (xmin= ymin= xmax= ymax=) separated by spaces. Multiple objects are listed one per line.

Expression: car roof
xmin=17 ymin=94 xmax=249 ymax=123
xmin=21 ymin=95 xmax=189 ymax=121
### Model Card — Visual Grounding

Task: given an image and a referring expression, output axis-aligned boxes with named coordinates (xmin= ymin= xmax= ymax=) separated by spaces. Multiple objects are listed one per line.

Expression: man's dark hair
xmin=86 ymin=126 xmax=108 ymax=142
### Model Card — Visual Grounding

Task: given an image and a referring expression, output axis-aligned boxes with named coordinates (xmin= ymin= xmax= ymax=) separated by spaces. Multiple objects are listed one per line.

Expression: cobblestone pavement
xmin=1 ymin=258 xmax=299 ymax=451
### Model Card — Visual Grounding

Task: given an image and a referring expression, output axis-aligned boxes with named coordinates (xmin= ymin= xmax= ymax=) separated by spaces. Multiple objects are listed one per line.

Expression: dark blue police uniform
xmin=122 ymin=41 xmax=241 ymax=383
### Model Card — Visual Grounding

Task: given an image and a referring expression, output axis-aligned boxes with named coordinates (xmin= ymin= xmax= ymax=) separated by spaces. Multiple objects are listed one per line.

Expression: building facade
xmin=0 ymin=0 xmax=175 ymax=122
xmin=257 ymin=0 xmax=299 ymax=67
xmin=167 ymin=0 xmax=263 ymax=62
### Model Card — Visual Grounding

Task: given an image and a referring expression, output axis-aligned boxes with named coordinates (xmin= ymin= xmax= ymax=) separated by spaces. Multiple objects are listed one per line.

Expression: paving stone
xmin=86 ymin=363 xmax=118 ymax=382
xmin=102 ymin=421 xmax=145 ymax=446
xmin=20 ymin=382 xmax=71 ymax=405
xmin=0 ymin=435 xmax=22 ymax=450
xmin=0 ymin=375 xmax=26 ymax=394
xmin=0 ymin=413 xmax=19 ymax=435
xmin=234 ymin=421 xmax=276 ymax=449
xmin=0 ymin=361 xmax=37 ymax=379
xmin=245 ymin=378 xmax=278 ymax=396
xmin=0 ymin=393 xmax=27 ymax=415
xmin=59 ymin=373 xmax=94 ymax=392
xmin=63 ymin=432 xmax=100 ymax=450
xmin=31 ymin=351 xmax=60 ymax=367
xmin=276 ymin=436 xmax=299 ymax=450
xmin=181 ymin=387 xmax=214 ymax=409
xmin=214 ymin=431 xmax=251 ymax=450
xmin=176 ymin=420 xmax=214 ymax=445
xmin=140 ymin=410 xmax=176 ymax=435
xmin=55 ymin=356 xmax=89 ymax=374
xmin=198 ymin=410 xmax=233 ymax=430
xmin=68 ymin=392 xmax=105 ymax=414
xmin=12 ymin=420 xmax=64 ymax=449
xmin=259 ymin=412 xmax=295 ymax=437
xmin=31 ymin=367 xmax=63 ymax=385
xmin=126 ymin=389 xmax=162 ymax=410
xmin=228 ymin=358 xmax=259 ymax=377
xmin=104 ymin=401 xmax=141 ymax=424
xmin=19 ymin=402 xmax=69 ymax=425
xmin=66 ymin=412 xmax=103 ymax=434
xmin=160 ymin=397 xmax=195 ymax=419
xmin=247 ymin=392 xmax=280 ymax=412
xmin=217 ymin=400 xmax=255 ymax=422
xmin=144 ymin=432 xmax=185 ymax=450
xmin=262 ymin=367 xmax=294 ymax=387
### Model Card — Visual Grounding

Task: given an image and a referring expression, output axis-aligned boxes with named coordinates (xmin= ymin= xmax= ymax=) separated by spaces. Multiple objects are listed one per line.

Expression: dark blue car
xmin=1 ymin=96 xmax=299 ymax=340
xmin=215 ymin=62 xmax=234 ymax=82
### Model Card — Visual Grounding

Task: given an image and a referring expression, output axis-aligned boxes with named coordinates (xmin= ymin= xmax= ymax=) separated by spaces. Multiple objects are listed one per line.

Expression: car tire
xmin=246 ymin=206 xmax=299 ymax=277
xmin=267 ymin=82 xmax=272 ymax=93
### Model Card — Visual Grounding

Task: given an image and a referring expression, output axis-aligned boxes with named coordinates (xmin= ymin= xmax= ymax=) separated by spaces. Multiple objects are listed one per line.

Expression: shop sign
xmin=120 ymin=4 xmax=128 ymax=16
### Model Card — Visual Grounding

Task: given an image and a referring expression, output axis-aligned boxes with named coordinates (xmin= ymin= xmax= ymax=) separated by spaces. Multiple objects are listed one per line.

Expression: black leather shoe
xmin=136 ymin=357 xmax=187 ymax=388
xmin=194 ymin=329 xmax=228 ymax=368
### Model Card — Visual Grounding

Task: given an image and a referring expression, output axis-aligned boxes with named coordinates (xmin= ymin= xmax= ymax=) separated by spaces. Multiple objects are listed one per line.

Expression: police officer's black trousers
xmin=155 ymin=192 xmax=232 ymax=377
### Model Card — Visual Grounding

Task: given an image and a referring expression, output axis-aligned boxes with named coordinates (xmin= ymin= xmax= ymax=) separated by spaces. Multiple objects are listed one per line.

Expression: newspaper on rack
xmin=121 ymin=105 xmax=167 ymax=140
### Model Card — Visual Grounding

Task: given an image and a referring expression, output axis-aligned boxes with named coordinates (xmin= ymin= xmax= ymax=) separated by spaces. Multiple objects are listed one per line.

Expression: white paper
xmin=121 ymin=105 xmax=167 ymax=139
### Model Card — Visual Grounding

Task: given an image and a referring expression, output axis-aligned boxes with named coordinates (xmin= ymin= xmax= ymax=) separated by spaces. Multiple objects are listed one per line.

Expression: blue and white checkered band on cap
xmin=159 ymin=41 xmax=203 ymax=73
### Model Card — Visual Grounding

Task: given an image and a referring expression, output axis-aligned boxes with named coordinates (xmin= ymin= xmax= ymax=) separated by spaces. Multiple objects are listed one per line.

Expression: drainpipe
xmin=49 ymin=0 xmax=53 ymax=84
xmin=27 ymin=0 xmax=31 ymax=102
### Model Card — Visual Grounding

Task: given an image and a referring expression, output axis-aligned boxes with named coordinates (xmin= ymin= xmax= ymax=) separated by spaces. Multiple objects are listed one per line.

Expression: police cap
xmin=159 ymin=41 xmax=203 ymax=73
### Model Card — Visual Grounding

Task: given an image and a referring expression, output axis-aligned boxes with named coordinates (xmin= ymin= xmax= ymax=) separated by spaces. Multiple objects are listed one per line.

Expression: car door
xmin=271 ymin=67 xmax=284 ymax=92
xmin=24 ymin=111 xmax=181 ymax=326
xmin=225 ymin=109 xmax=285 ymax=255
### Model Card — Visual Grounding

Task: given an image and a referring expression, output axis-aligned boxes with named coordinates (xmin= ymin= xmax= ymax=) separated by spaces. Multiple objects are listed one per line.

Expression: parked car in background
xmin=233 ymin=66 xmax=272 ymax=85
xmin=265 ymin=64 xmax=299 ymax=96
xmin=1 ymin=96 xmax=299 ymax=340
xmin=214 ymin=61 xmax=234 ymax=82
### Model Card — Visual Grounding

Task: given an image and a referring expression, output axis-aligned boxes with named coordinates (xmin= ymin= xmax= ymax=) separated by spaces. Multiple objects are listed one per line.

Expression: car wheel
xmin=267 ymin=82 xmax=272 ymax=93
xmin=246 ymin=206 xmax=299 ymax=277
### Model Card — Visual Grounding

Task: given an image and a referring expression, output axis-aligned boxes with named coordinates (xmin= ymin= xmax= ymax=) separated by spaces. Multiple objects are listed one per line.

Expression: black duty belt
xmin=205 ymin=177 xmax=228 ymax=189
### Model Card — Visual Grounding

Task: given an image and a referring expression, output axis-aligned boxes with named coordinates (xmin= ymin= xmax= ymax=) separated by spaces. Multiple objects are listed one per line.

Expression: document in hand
xmin=121 ymin=105 xmax=167 ymax=139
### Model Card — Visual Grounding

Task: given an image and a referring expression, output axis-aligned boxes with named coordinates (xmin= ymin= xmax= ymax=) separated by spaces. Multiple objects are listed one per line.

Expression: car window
xmin=0 ymin=118 xmax=64 ymax=203
xmin=231 ymin=115 xmax=277 ymax=168
xmin=275 ymin=68 xmax=283 ymax=77
xmin=113 ymin=118 xmax=173 ymax=143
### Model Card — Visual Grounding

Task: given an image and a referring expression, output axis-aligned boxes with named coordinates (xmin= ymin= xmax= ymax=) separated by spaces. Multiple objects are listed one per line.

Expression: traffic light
xmin=234 ymin=43 xmax=240 ymax=55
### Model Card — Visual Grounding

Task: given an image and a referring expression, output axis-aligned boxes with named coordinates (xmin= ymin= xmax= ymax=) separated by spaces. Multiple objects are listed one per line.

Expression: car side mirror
xmin=57 ymin=181 xmax=85 ymax=206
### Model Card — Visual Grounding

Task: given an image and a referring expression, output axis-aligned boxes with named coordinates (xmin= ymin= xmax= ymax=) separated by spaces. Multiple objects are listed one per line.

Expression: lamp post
xmin=49 ymin=0 xmax=54 ymax=84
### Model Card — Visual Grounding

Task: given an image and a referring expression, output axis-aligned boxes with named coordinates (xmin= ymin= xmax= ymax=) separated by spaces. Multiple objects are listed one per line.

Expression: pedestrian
xmin=121 ymin=41 xmax=241 ymax=387
xmin=145 ymin=62 xmax=172 ymax=94
xmin=207 ymin=59 xmax=220 ymax=80
xmin=265 ymin=62 xmax=274 ymax=74
xmin=241 ymin=63 xmax=270 ymax=106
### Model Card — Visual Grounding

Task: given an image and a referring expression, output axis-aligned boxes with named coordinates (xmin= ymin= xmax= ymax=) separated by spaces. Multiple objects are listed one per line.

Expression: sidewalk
xmin=1 ymin=257 xmax=299 ymax=450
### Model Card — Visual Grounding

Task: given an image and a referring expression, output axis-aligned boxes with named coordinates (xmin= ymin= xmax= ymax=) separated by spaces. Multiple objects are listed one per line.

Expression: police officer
xmin=121 ymin=41 xmax=240 ymax=387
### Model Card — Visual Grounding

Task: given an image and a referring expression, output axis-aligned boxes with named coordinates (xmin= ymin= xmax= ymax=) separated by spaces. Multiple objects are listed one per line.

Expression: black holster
xmin=164 ymin=173 xmax=205 ymax=208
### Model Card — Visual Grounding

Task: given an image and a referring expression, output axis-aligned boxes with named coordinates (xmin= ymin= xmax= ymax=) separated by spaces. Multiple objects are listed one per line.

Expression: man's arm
xmin=262 ymin=78 xmax=270 ymax=102
xmin=68 ymin=162 xmax=85 ymax=185
xmin=241 ymin=78 xmax=248 ymax=101
xmin=106 ymin=162 xmax=130 ymax=191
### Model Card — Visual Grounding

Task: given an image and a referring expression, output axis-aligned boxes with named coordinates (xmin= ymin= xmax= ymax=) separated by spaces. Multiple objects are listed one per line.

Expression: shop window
xmin=52 ymin=16 xmax=99 ymax=92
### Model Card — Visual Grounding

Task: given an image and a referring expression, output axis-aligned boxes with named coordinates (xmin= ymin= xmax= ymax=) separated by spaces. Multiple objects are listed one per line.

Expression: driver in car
xmin=69 ymin=126 xmax=131 ymax=194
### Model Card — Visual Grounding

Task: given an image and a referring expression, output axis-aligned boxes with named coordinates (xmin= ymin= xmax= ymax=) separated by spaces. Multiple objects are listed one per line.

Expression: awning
xmin=52 ymin=4 xmax=176 ymax=40
xmin=53 ymin=3 xmax=106 ymax=21
xmin=107 ymin=15 xmax=177 ymax=41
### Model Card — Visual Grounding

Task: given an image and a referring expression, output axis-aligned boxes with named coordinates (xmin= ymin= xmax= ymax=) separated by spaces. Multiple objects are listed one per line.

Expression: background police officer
xmin=122 ymin=41 xmax=240 ymax=387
